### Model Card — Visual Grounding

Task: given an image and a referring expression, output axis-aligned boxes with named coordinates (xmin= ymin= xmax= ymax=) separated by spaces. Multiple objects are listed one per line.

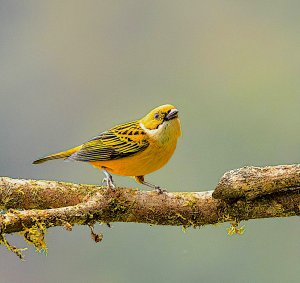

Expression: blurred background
xmin=1 ymin=1 xmax=300 ymax=282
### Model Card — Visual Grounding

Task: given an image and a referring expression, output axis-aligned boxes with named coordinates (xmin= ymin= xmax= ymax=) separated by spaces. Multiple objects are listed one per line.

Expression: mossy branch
xmin=1 ymin=164 xmax=300 ymax=259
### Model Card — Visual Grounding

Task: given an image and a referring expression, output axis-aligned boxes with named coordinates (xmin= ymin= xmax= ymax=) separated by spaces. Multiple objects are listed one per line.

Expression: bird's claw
xmin=102 ymin=177 xmax=115 ymax=189
xmin=154 ymin=186 xmax=167 ymax=194
xmin=101 ymin=169 xmax=116 ymax=189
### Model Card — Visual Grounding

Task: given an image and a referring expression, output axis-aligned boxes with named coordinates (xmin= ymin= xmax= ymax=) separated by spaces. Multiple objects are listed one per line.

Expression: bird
xmin=33 ymin=104 xmax=181 ymax=193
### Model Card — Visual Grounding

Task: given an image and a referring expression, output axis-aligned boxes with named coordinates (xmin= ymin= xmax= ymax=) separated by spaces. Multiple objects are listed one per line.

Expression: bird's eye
xmin=154 ymin=113 xmax=160 ymax=120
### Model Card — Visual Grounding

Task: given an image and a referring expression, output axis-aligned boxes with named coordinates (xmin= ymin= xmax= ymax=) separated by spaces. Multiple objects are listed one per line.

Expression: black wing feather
xmin=69 ymin=122 xmax=149 ymax=162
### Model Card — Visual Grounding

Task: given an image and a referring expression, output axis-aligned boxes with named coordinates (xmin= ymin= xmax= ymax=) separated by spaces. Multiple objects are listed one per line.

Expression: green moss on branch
xmin=1 ymin=164 xmax=300 ymax=258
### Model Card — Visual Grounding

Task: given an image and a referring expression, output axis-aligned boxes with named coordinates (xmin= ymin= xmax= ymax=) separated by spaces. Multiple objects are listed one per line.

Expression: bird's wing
xmin=69 ymin=121 xmax=149 ymax=162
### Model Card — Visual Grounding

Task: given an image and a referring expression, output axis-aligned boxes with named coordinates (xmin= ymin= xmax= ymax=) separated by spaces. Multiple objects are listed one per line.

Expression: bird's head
xmin=140 ymin=104 xmax=182 ymax=140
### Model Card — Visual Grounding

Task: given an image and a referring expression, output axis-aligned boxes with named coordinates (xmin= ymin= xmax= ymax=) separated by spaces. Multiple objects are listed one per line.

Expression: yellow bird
xmin=33 ymin=104 xmax=181 ymax=192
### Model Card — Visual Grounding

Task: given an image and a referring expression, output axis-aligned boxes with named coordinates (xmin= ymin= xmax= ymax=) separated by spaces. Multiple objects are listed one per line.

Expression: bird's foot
xmin=134 ymin=176 xmax=167 ymax=193
xmin=102 ymin=177 xmax=115 ymax=189
xmin=154 ymin=186 xmax=167 ymax=194
xmin=102 ymin=169 xmax=116 ymax=189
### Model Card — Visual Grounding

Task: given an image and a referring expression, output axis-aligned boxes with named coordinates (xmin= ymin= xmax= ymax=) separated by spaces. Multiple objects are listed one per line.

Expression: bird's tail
xmin=32 ymin=146 xmax=82 ymax=164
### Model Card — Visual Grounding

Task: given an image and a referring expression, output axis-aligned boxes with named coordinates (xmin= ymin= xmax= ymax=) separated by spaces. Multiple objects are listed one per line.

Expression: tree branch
xmin=0 ymin=164 xmax=300 ymax=258
xmin=213 ymin=164 xmax=300 ymax=199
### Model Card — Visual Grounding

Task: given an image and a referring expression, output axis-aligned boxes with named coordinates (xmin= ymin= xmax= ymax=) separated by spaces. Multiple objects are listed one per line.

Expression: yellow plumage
xmin=33 ymin=104 xmax=181 ymax=191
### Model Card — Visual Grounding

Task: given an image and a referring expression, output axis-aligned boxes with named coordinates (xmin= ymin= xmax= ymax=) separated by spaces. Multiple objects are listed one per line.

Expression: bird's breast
xmin=90 ymin=133 xmax=178 ymax=177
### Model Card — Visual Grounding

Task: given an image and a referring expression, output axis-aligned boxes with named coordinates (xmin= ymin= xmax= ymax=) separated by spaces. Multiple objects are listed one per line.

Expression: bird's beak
xmin=165 ymin=109 xmax=179 ymax=121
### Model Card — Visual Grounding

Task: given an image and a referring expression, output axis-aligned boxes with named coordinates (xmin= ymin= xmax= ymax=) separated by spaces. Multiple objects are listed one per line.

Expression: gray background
xmin=0 ymin=1 xmax=300 ymax=282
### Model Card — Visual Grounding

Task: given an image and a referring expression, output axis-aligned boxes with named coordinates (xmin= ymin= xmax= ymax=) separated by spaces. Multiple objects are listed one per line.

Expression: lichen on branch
xmin=0 ymin=164 xmax=300 ymax=259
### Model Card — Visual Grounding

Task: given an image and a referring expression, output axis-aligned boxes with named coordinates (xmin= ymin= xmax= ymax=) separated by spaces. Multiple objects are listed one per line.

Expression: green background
xmin=1 ymin=1 xmax=300 ymax=282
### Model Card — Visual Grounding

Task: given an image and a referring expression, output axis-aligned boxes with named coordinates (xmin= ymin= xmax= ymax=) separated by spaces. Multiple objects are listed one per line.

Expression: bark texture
xmin=213 ymin=164 xmax=300 ymax=199
xmin=0 ymin=164 xmax=300 ymax=258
